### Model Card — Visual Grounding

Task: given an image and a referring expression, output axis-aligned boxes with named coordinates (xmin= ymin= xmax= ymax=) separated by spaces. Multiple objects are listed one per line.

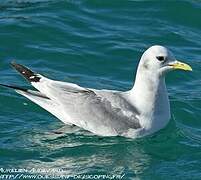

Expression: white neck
xmin=128 ymin=66 xmax=170 ymax=131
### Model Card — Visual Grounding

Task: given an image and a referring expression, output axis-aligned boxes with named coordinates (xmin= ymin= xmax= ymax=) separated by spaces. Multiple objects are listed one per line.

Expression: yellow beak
xmin=169 ymin=60 xmax=192 ymax=71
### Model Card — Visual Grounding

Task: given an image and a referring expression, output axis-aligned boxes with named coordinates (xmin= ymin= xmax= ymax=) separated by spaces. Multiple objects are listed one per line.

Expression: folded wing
xmin=7 ymin=62 xmax=141 ymax=136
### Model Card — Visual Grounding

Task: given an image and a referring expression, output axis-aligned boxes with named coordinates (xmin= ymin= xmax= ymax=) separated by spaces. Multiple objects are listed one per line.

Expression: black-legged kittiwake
xmin=0 ymin=45 xmax=192 ymax=138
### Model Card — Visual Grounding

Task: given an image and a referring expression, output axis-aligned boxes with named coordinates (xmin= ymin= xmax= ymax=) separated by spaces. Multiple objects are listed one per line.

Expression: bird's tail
xmin=0 ymin=83 xmax=72 ymax=125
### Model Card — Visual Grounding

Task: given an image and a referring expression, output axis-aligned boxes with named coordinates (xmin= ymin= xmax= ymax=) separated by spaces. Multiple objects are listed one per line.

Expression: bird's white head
xmin=138 ymin=45 xmax=192 ymax=77
xmin=132 ymin=45 xmax=192 ymax=133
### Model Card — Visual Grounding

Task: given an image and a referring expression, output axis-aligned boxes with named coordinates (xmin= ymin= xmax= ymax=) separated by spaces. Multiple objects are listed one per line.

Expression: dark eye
xmin=156 ymin=56 xmax=165 ymax=61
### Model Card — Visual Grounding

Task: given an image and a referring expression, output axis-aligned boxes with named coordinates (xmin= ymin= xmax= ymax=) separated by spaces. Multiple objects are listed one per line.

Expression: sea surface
xmin=0 ymin=0 xmax=201 ymax=179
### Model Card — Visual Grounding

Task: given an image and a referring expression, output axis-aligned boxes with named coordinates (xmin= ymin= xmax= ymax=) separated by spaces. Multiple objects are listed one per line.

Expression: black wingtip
xmin=0 ymin=83 xmax=28 ymax=92
xmin=10 ymin=61 xmax=20 ymax=70
xmin=10 ymin=61 xmax=41 ymax=83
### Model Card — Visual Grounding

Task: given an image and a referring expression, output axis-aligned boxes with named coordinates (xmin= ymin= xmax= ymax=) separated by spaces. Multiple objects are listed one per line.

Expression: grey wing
xmin=10 ymin=62 xmax=141 ymax=136
xmin=34 ymin=80 xmax=141 ymax=136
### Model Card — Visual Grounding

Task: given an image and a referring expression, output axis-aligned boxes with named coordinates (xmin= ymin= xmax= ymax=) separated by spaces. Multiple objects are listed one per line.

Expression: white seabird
xmin=0 ymin=45 xmax=192 ymax=138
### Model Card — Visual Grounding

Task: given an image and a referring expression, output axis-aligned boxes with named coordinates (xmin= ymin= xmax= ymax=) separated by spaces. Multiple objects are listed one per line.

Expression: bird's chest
xmin=140 ymin=89 xmax=170 ymax=132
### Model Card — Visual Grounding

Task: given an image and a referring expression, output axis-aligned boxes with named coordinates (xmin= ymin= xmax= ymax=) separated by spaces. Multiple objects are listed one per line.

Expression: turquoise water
xmin=0 ymin=0 xmax=201 ymax=179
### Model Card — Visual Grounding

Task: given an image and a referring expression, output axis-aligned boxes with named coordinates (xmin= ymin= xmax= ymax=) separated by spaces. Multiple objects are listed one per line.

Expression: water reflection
xmin=17 ymin=125 xmax=151 ymax=178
